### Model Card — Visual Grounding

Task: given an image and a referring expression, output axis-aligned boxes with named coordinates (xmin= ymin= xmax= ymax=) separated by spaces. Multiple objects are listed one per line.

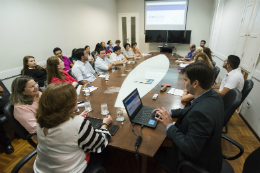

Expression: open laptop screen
xmin=123 ymin=89 xmax=142 ymax=117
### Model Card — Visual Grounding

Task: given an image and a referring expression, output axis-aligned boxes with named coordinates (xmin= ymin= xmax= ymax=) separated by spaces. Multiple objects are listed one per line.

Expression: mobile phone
xmin=109 ymin=125 xmax=119 ymax=136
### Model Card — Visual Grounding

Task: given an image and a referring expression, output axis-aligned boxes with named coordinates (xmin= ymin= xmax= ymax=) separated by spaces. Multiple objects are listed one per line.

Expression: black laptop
xmin=123 ymin=88 xmax=158 ymax=128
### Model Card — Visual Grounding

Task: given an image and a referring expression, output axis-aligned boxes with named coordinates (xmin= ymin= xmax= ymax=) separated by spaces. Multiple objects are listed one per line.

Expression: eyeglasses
xmin=28 ymin=82 xmax=39 ymax=89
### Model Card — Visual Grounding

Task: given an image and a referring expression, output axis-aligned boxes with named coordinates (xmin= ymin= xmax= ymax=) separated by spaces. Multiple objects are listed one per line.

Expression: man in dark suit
xmin=153 ymin=61 xmax=224 ymax=173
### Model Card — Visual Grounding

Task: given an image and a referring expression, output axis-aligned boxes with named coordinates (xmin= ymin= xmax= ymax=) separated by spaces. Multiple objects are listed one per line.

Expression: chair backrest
xmin=242 ymin=147 xmax=260 ymax=173
xmin=0 ymin=80 xmax=10 ymax=96
xmin=241 ymin=79 xmax=254 ymax=104
xmin=222 ymin=89 xmax=242 ymax=126
xmin=213 ymin=66 xmax=220 ymax=82
xmin=212 ymin=60 xmax=216 ymax=67
xmin=4 ymin=102 xmax=29 ymax=140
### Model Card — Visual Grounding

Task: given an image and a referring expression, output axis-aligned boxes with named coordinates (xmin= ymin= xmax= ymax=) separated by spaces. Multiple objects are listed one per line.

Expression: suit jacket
xmin=168 ymin=89 xmax=224 ymax=173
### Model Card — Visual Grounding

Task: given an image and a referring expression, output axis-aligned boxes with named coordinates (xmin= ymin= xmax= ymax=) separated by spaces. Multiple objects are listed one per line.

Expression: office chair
xmin=222 ymin=89 xmax=242 ymax=133
xmin=177 ymin=134 xmax=244 ymax=173
xmin=241 ymin=79 xmax=254 ymax=104
xmin=0 ymin=80 xmax=10 ymax=124
xmin=242 ymin=147 xmax=260 ymax=173
xmin=4 ymin=102 xmax=37 ymax=148
xmin=212 ymin=60 xmax=216 ymax=67
xmin=213 ymin=66 xmax=220 ymax=82
xmin=12 ymin=148 xmax=106 ymax=173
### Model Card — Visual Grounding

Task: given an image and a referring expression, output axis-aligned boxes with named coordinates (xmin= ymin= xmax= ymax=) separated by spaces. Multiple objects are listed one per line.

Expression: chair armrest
xmin=222 ymin=134 xmax=244 ymax=160
xmin=11 ymin=149 xmax=37 ymax=173
xmin=90 ymin=166 xmax=106 ymax=173
xmin=177 ymin=161 xmax=209 ymax=173
xmin=26 ymin=133 xmax=37 ymax=148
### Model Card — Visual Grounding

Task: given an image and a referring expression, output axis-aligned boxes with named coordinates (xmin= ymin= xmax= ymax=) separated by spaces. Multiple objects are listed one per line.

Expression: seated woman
xmin=123 ymin=43 xmax=135 ymax=60
xmin=70 ymin=48 xmax=77 ymax=64
xmin=46 ymin=56 xmax=78 ymax=87
xmin=91 ymin=43 xmax=102 ymax=61
xmin=181 ymin=53 xmax=213 ymax=102
xmin=183 ymin=47 xmax=204 ymax=64
xmin=85 ymin=45 xmax=95 ymax=68
xmin=9 ymin=76 xmax=41 ymax=135
xmin=131 ymin=42 xmax=142 ymax=57
xmin=101 ymin=41 xmax=111 ymax=57
xmin=22 ymin=56 xmax=47 ymax=87
xmin=107 ymin=40 xmax=114 ymax=53
xmin=34 ymin=83 xmax=112 ymax=173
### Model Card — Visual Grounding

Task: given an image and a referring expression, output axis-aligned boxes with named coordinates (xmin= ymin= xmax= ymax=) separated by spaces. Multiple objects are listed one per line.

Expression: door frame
xmin=118 ymin=13 xmax=139 ymax=46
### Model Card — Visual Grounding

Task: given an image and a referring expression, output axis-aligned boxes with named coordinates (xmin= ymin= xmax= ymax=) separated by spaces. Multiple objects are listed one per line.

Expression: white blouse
xmin=33 ymin=115 xmax=110 ymax=173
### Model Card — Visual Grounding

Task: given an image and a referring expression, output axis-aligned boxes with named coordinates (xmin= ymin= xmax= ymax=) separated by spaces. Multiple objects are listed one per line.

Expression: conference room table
xmin=77 ymin=52 xmax=185 ymax=172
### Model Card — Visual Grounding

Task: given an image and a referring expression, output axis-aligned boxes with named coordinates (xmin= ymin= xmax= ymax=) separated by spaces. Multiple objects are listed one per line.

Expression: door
xmin=118 ymin=13 xmax=139 ymax=47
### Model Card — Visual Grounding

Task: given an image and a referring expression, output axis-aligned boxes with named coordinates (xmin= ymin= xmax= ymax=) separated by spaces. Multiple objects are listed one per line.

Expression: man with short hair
xmin=213 ymin=55 xmax=244 ymax=97
xmin=153 ymin=61 xmax=224 ymax=173
xmin=53 ymin=47 xmax=73 ymax=72
xmin=71 ymin=48 xmax=97 ymax=85
xmin=200 ymin=40 xmax=206 ymax=48
xmin=110 ymin=46 xmax=128 ymax=65
xmin=95 ymin=48 xmax=115 ymax=75
xmin=183 ymin=44 xmax=196 ymax=60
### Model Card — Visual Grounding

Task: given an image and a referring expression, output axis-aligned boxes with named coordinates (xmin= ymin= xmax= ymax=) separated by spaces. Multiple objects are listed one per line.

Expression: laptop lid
xmin=123 ymin=88 xmax=143 ymax=122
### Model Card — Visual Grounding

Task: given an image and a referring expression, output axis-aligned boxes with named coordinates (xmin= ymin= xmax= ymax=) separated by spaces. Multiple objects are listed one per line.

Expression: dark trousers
xmin=83 ymin=148 xmax=109 ymax=173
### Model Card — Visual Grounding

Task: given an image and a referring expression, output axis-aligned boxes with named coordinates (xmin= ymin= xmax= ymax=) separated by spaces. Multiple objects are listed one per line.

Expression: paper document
xmin=179 ymin=63 xmax=189 ymax=68
xmin=83 ymin=86 xmax=98 ymax=93
xmin=167 ymin=88 xmax=184 ymax=96
xmin=142 ymin=53 xmax=152 ymax=56
xmin=99 ymin=75 xmax=110 ymax=78
xmin=175 ymin=60 xmax=183 ymax=63
xmin=76 ymin=85 xmax=82 ymax=95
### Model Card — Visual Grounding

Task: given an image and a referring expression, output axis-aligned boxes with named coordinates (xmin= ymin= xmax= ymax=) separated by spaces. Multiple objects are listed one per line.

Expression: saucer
xmin=101 ymin=111 xmax=109 ymax=115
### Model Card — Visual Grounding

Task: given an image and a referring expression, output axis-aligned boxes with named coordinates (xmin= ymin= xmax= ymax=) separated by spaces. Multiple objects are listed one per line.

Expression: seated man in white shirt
xmin=110 ymin=46 xmax=128 ymax=65
xmin=95 ymin=48 xmax=115 ymax=75
xmin=213 ymin=55 xmax=244 ymax=97
xmin=71 ymin=48 xmax=97 ymax=85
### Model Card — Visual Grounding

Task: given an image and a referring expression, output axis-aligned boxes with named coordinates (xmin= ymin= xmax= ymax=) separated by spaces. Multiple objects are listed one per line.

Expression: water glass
xmin=101 ymin=103 xmax=108 ymax=115
xmin=84 ymin=86 xmax=90 ymax=96
xmin=84 ymin=100 xmax=92 ymax=111
xmin=123 ymin=62 xmax=126 ymax=67
xmin=116 ymin=109 xmax=124 ymax=122
xmin=112 ymin=65 xmax=116 ymax=72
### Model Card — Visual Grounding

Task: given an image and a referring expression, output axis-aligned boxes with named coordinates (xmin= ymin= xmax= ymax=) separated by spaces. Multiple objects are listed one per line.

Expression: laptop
xmin=123 ymin=88 xmax=158 ymax=128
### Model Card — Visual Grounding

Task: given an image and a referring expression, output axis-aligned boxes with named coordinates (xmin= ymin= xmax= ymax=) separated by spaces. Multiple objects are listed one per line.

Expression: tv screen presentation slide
xmin=145 ymin=1 xmax=188 ymax=30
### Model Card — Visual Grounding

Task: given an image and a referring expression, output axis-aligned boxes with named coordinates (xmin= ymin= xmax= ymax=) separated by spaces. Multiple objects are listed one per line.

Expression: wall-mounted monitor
xmin=167 ymin=30 xmax=191 ymax=44
xmin=145 ymin=30 xmax=167 ymax=43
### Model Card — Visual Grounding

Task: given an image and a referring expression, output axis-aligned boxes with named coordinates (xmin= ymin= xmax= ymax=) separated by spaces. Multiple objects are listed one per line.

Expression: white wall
xmin=0 ymin=0 xmax=118 ymax=82
xmin=117 ymin=0 xmax=215 ymax=56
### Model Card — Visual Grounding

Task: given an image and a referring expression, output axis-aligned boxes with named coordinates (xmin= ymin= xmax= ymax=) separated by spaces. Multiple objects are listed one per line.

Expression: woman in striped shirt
xmin=34 ymin=83 xmax=112 ymax=173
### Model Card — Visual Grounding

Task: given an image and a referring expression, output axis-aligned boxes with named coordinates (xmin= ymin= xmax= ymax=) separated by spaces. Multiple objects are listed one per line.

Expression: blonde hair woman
xmin=46 ymin=56 xmax=78 ymax=87
xmin=194 ymin=53 xmax=214 ymax=69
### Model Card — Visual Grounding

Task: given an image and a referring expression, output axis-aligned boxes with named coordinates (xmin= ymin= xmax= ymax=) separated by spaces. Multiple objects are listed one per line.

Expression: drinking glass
xmin=84 ymin=100 xmax=92 ymax=111
xmin=116 ymin=109 xmax=124 ymax=122
xmin=112 ymin=65 xmax=116 ymax=72
xmin=101 ymin=103 xmax=108 ymax=115
xmin=123 ymin=62 xmax=126 ymax=67
xmin=84 ymin=85 xmax=90 ymax=96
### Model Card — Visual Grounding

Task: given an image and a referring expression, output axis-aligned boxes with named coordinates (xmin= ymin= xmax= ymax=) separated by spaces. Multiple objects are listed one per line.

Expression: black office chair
xmin=0 ymin=80 xmax=10 ymax=124
xmin=241 ymin=79 xmax=254 ymax=104
xmin=213 ymin=66 xmax=220 ymax=82
xmin=242 ymin=147 xmax=260 ymax=173
xmin=177 ymin=134 xmax=244 ymax=173
xmin=12 ymin=148 xmax=106 ymax=173
xmin=222 ymin=89 xmax=242 ymax=133
xmin=4 ymin=102 xmax=37 ymax=148
xmin=212 ymin=60 xmax=216 ymax=67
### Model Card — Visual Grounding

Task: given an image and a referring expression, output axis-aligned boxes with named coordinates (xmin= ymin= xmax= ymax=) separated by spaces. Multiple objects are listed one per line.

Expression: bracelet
xmin=101 ymin=123 xmax=108 ymax=127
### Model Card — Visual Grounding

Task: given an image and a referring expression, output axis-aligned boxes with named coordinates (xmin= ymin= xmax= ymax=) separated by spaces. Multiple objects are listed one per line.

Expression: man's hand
xmin=154 ymin=107 xmax=173 ymax=128
xmin=0 ymin=86 xmax=4 ymax=96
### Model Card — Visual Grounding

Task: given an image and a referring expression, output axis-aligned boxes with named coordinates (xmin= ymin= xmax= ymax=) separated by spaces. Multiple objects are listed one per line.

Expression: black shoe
xmin=4 ymin=144 xmax=14 ymax=154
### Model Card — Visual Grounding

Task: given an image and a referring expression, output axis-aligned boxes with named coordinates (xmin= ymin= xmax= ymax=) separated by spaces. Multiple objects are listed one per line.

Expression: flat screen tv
xmin=167 ymin=30 xmax=191 ymax=44
xmin=145 ymin=30 xmax=167 ymax=43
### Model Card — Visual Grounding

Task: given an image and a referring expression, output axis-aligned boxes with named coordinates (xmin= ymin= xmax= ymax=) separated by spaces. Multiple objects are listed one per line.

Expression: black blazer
xmin=168 ymin=89 xmax=224 ymax=173
xmin=24 ymin=68 xmax=47 ymax=87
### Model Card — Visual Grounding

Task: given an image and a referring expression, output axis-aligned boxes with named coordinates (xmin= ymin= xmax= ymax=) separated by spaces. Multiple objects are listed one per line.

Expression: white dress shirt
xmin=219 ymin=68 xmax=244 ymax=92
xmin=95 ymin=56 xmax=111 ymax=75
xmin=110 ymin=53 xmax=124 ymax=62
xmin=71 ymin=60 xmax=96 ymax=82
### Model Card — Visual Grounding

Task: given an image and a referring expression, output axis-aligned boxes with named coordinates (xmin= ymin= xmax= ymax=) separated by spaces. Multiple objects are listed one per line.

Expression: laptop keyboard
xmin=138 ymin=107 xmax=155 ymax=123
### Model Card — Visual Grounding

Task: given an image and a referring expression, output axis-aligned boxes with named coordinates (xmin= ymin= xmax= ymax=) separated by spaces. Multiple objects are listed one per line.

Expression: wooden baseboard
xmin=239 ymin=113 xmax=260 ymax=142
